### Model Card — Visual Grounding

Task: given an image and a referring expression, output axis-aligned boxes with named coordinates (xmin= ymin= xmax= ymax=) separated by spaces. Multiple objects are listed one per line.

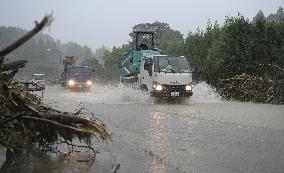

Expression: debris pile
xmin=216 ymin=74 xmax=284 ymax=104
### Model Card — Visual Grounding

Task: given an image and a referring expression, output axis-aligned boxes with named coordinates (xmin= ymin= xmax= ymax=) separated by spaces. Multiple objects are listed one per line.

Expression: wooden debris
xmin=215 ymin=74 xmax=284 ymax=104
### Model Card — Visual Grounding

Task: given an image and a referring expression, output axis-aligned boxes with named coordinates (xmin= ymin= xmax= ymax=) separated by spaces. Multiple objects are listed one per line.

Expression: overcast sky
xmin=0 ymin=0 xmax=282 ymax=50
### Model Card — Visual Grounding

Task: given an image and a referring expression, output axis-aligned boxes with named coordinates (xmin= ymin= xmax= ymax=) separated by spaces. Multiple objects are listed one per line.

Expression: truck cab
xmin=63 ymin=65 xmax=92 ymax=89
xmin=60 ymin=56 xmax=92 ymax=90
xmin=138 ymin=55 xmax=193 ymax=97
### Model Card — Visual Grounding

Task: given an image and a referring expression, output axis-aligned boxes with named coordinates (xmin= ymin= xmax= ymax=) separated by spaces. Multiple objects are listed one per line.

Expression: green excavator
xmin=117 ymin=29 xmax=162 ymax=79
xmin=117 ymin=29 xmax=193 ymax=98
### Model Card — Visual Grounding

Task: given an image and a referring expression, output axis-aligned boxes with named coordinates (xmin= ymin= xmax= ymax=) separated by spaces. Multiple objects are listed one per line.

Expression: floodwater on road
xmin=2 ymin=82 xmax=284 ymax=173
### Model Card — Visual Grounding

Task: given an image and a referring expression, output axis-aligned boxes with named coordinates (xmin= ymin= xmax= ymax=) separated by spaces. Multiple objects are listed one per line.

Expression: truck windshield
xmin=68 ymin=67 xmax=90 ymax=75
xmin=33 ymin=74 xmax=45 ymax=80
xmin=154 ymin=56 xmax=191 ymax=73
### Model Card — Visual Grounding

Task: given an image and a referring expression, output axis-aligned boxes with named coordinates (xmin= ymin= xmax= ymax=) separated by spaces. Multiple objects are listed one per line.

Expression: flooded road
xmin=7 ymin=82 xmax=284 ymax=173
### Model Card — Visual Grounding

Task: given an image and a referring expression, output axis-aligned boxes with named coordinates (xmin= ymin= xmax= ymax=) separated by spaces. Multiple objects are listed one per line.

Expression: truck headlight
xmin=86 ymin=80 xmax=92 ymax=86
xmin=153 ymin=82 xmax=163 ymax=91
xmin=67 ymin=80 xmax=75 ymax=86
xmin=155 ymin=84 xmax=163 ymax=91
xmin=186 ymin=84 xmax=193 ymax=91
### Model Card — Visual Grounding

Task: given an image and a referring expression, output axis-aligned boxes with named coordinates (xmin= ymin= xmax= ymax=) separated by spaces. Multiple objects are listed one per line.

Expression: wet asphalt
xmin=1 ymin=83 xmax=283 ymax=173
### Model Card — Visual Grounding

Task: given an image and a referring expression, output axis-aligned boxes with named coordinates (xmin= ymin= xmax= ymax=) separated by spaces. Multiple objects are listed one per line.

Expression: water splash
xmin=90 ymin=84 xmax=151 ymax=104
xmin=43 ymin=82 xmax=221 ymax=106
xmin=43 ymin=84 xmax=151 ymax=105
xmin=189 ymin=81 xmax=221 ymax=103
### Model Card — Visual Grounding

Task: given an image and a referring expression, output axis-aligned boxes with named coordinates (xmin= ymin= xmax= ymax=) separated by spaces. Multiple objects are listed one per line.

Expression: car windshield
xmin=68 ymin=67 xmax=90 ymax=75
xmin=154 ymin=56 xmax=191 ymax=73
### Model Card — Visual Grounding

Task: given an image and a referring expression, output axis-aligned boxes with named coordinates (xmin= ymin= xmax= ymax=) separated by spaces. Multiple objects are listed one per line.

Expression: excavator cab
xmin=118 ymin=29 xmax=162 ymax=78
xmin=138 ymin=43 xmax=149 ymax=50
xmin=134 ymin=29 xmax=155 ymax=50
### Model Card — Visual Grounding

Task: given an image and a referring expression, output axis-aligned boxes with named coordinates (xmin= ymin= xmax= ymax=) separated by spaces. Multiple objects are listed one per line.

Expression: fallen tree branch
xmin=63 ymin=140 xmax=97 ymax=158
xmin=0 ymin=14 xmax=53 ymax=57
xmin=43 ymin=112 xmax=111 ymax=140
xmin=21 ymin=116 xmax=94 ymax=134
xmin=22 ymin=103 xmax=43 ymax=117
xmin=0 ymin=112 xmax=26 ymax=126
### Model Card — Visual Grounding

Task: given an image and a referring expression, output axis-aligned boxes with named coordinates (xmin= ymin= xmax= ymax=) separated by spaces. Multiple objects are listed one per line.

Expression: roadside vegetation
xmin=184 ymin=9 xmax=284 ymax=103
xmin=0 ymin=15 xmax=111 ymax=172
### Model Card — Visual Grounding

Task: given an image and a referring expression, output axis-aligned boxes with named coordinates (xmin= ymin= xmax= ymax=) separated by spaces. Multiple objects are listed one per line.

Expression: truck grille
xmin=163 ymin=85 xmax=186 ymax=92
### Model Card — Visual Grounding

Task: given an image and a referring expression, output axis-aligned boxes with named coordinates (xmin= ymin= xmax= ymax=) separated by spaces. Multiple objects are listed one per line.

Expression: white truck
xmin=138 ymin=55 xmax=193 ymax=98
xmin=31 ymin=73 xmax=46 ymax=90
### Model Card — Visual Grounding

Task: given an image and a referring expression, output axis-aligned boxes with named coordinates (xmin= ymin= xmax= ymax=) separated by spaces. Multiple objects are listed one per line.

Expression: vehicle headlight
xmin=67 ymin=80 xmax=75 ymax=86
xmin=86 ymin=80 xmax=92 ymax=86
xmin=153 ymin=82 xmax=163 ymax=91
xmin=186 ymin=84 xmax=193 ymax=91
xmin=155 ymin=84 xmax=163 ymax=91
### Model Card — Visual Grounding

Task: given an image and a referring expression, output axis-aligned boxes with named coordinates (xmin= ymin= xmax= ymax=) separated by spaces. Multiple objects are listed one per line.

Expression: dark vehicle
xmin=60 ymin=56 xmax=92 ymax=89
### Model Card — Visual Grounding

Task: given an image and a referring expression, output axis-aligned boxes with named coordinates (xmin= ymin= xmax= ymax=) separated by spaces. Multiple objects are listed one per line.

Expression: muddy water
xmin=1 ymin=82 xmax=284 ymax=173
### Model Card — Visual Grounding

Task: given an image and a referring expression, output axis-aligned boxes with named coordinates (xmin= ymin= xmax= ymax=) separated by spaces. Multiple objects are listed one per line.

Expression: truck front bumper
xmin=67 ymin=81 xmax=91 ymax=89
xmin=150 ymin=85 xmax=193 ymax=97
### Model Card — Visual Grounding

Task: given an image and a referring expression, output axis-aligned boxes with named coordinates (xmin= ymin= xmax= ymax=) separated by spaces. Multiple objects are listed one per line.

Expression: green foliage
xmin=83 ymin=44 xmax=131 ymax=82
xmin=7 ymin=86 xmax=21 ymax=99
xmin=185 ymin=21 xmax=221 ymax=80
xmin=103 ymin=44 xmax=130 ymax=81
xmin=84 ymin=57 xmax=105 ymax=81
xmin=159 ymin=40 xmax=185 ymax=56
xmin=218 ymin=15 xmax=253 ymax=77
xmin=185 ymin=11 xmax=284 ymax=82
xmin=93 ymin=46 xmax=108 ymax=65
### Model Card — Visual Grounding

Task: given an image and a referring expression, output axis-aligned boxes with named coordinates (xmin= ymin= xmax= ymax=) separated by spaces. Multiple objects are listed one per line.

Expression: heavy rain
xmin=0 ymin=1 xmax=284 ymax=173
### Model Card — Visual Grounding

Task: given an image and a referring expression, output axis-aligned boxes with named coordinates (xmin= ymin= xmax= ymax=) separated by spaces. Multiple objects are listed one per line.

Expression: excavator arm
xmin=117 ymin=50 xmax=132 ymax=77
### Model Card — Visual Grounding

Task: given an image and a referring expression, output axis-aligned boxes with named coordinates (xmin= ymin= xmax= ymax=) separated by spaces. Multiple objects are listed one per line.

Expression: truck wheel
xmin=140 ymin=84 xmax=148 ymax=91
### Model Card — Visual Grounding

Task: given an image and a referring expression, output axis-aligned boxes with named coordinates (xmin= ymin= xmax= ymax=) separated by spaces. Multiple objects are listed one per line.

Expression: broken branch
xmin=0 ymin=14 xmax=53 ymax=57
xmin=21 ymin=116 xmax=94 ymax=134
